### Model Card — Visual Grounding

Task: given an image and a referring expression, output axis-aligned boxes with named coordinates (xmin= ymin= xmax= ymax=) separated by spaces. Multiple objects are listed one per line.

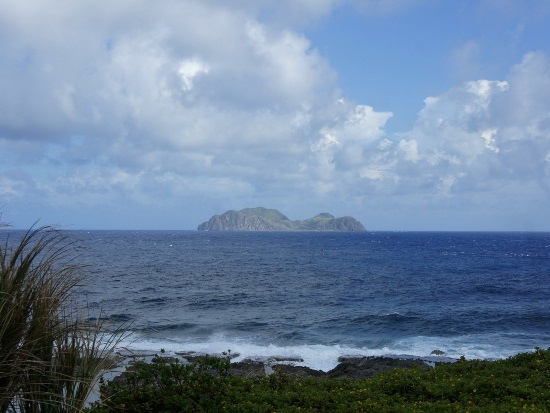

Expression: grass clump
xmin=0 ymin=223 xmax=122 ymax=413
xmin=89 ymin=348 xmax=550 ymax=412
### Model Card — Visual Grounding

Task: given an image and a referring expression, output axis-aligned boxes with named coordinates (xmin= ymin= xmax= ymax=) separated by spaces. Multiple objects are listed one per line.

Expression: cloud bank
xmin=0 ymin=1 xmax=549 ymax=230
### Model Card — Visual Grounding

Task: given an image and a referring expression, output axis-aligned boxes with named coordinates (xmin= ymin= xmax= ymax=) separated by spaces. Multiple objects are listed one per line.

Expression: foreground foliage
xmin=90 ymin=347 xmax=550 ymax=412
xmin=0 ymin=224 xmax=121 ymax=413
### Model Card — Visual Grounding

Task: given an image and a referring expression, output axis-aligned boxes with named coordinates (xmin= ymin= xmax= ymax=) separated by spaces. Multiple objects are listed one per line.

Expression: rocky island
xmin=197 ymin=207 xmax=366 ymax=231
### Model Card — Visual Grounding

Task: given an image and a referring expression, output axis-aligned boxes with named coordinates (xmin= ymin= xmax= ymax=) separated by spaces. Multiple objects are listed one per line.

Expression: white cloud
xmin=313 ymin=105 xmax=392 ymax=154
xmin=0 ymin=0 xmax=354 ymax=215
xmin=408 ymin=79 xmax=510 ymax=165
xmin=437 ymin=173 xmax=466 ymax=197
xmin=0 ymin=1 xmax=336 ymax=147
xmin=0 ymin=0 xmax=549 ymax=230
xmin=178 ymin=58 xmax=210 ymax=92
xmin=308 ymin=104 xmax=393 ymax=186
xmin=297 ymin=50 xmax=549 ymax=208
xmin=391 ymin=51 xmax=550 ymax=198
xmin=480 ymin=128 xmax=499 ymax=153
xmin=0 ymin=177 xmax=25 ymax=201
xmin=397 ymin=139 xmax=419 ymax=162
xmin=342 ymin=105 xmax=393 ymax=142
xmin=244 ymin=21 xmax=335 ymax=106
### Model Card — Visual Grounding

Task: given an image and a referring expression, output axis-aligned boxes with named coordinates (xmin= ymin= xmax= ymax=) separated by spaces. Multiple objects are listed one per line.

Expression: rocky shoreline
xmin=85 ymin=350 xmax=457 ymax=405
xmin=110 ymin=350 xmax=457 ymax=381
xmin=227 ymin=356 xmax=434 ymax=379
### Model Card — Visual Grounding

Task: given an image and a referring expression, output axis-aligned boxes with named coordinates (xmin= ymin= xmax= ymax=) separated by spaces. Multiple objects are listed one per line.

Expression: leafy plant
xmin=89 ymin=348 xmax=550 ymax=412
xmin=91 ymin=352 xmax=232 ymax=412
xmin=0 ymin=223 xmax=123 ymax=413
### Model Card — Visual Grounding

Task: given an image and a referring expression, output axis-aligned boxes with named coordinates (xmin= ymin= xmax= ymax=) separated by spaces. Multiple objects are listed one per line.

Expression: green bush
xmin=91 ymin=352 xmax=232 ymax=413
xmin=89 ymin=348 xmax=550 ymax=412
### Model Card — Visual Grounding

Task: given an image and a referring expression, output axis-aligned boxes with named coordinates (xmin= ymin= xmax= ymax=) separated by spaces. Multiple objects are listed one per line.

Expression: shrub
xmin=90 ymin=352 xmax=232 ymax=413
xmin=89 ymin=348 xmax=550 ymax=412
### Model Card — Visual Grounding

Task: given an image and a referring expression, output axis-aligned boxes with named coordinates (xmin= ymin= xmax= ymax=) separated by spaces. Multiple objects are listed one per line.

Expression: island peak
xmin=197 ymin=207 xmax=366 ymax=231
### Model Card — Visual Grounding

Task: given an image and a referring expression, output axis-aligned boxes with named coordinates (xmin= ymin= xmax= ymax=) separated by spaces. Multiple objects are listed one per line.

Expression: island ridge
xmin=197 ymin=207 xmax=366 ymax=231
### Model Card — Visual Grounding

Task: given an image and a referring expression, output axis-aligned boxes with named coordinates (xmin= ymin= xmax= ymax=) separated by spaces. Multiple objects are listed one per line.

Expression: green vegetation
xmin=239 ymin=208 xmax=291 ymax=222
xmin=89 ymin=348 xmax=550 ymax=412
xmin=0 ymin=223 xmax=122 ymax=413
xmin=300 ymin=213 xmax=336 ymax=230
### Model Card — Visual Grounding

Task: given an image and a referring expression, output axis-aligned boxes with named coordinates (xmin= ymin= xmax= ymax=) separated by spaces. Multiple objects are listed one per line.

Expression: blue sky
xmin=1 ymin=0 xmax=549 ymax=231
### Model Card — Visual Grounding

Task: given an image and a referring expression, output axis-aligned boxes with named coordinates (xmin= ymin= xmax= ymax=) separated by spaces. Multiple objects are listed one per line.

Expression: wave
xmin=144 ymin=322 xmax=200 ymax=332
xmin=117 ymin=331 xmax=549 ymax=372
xmin=119 ymin=334 xmax=391 ymax=371
xmin=232 ymin=321 xmax=271 ymax=330
xmin=351 ymin=312 xmax=420 ymax=325
xmin=92 ymin=313 xmax=134 ymax=323
xmin=137 ymin=296 xmax=172 ymax=304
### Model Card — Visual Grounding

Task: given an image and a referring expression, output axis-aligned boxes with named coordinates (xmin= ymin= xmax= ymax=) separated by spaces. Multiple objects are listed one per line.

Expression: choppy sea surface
xmin=65 ymin=231 xmax=550 ymax=370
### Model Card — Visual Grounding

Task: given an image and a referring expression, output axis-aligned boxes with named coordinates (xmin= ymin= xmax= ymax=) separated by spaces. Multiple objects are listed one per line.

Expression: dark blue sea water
xmin=61 ymin=231 xmax=550 ymax=370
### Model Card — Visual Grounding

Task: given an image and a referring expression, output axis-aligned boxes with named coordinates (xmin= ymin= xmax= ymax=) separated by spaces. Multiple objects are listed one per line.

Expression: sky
xmin=1 ymin=0 xmax=549 ymax=231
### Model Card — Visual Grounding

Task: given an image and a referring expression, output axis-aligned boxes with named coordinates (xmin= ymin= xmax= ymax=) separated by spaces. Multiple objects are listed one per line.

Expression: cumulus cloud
xmin=362 ymin=51 xmax=550 ymax=199
xmin=0 ymin=0 xmax=549 ymax=229
xmin=0 ymin=1 xmax=346 ymax=209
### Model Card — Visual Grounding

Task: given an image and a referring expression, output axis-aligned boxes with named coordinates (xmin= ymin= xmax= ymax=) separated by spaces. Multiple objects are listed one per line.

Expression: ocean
xmin=66 ymin=231 xmax=550 ymax=371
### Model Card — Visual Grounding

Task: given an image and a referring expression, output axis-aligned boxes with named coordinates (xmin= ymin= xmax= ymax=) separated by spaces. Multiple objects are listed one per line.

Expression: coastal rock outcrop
xmin=110 ymin=354 xmax=440 ymax=383
xmin=326 ymin=357 xmax=430 ymax=379
xmin=197 ymin=207 xmax=366 ymax=232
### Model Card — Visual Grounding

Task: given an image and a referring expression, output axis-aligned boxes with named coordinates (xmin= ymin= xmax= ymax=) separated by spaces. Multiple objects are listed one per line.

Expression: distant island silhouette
xmin=197 ymin=207 xmax=366 ymax=231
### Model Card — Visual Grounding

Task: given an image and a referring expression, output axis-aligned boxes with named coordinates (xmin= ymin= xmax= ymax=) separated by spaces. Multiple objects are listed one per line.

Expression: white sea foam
xmin=392 ymin=334 xmax=542 ymax=360
xmin=116 ymin=334 xmax=496 ymax=371
xmin=119 ymin=333 xmax=395 ymax=371
xmin=116 ymin=331 xmax=549 ymax=371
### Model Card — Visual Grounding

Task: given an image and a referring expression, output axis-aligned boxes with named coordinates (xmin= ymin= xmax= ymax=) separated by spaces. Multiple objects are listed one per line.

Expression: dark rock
xmin=176 ymin=351 xmax=239 ymax=362
xmin=328 ymin=357 xmax=430 ymax=379
xmin=228 ymin=356 xmax=432 ymax=380
xmin=229 ymin=361 xmax=268 ymax=378
xmin=271 ymin=356 xmax=304 ymax=363
xmin=227 ymin=359 xmax=324 ymax=379
xmin=273 ymin=364 xmax=326 ymax=379
xmin=151 ymin=356 xmax=179 ymax=364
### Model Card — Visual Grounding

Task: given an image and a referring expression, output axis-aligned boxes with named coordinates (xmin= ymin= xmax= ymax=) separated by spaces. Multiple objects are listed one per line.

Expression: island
xmin=197 ymin=207 xmax=366 ymax=231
